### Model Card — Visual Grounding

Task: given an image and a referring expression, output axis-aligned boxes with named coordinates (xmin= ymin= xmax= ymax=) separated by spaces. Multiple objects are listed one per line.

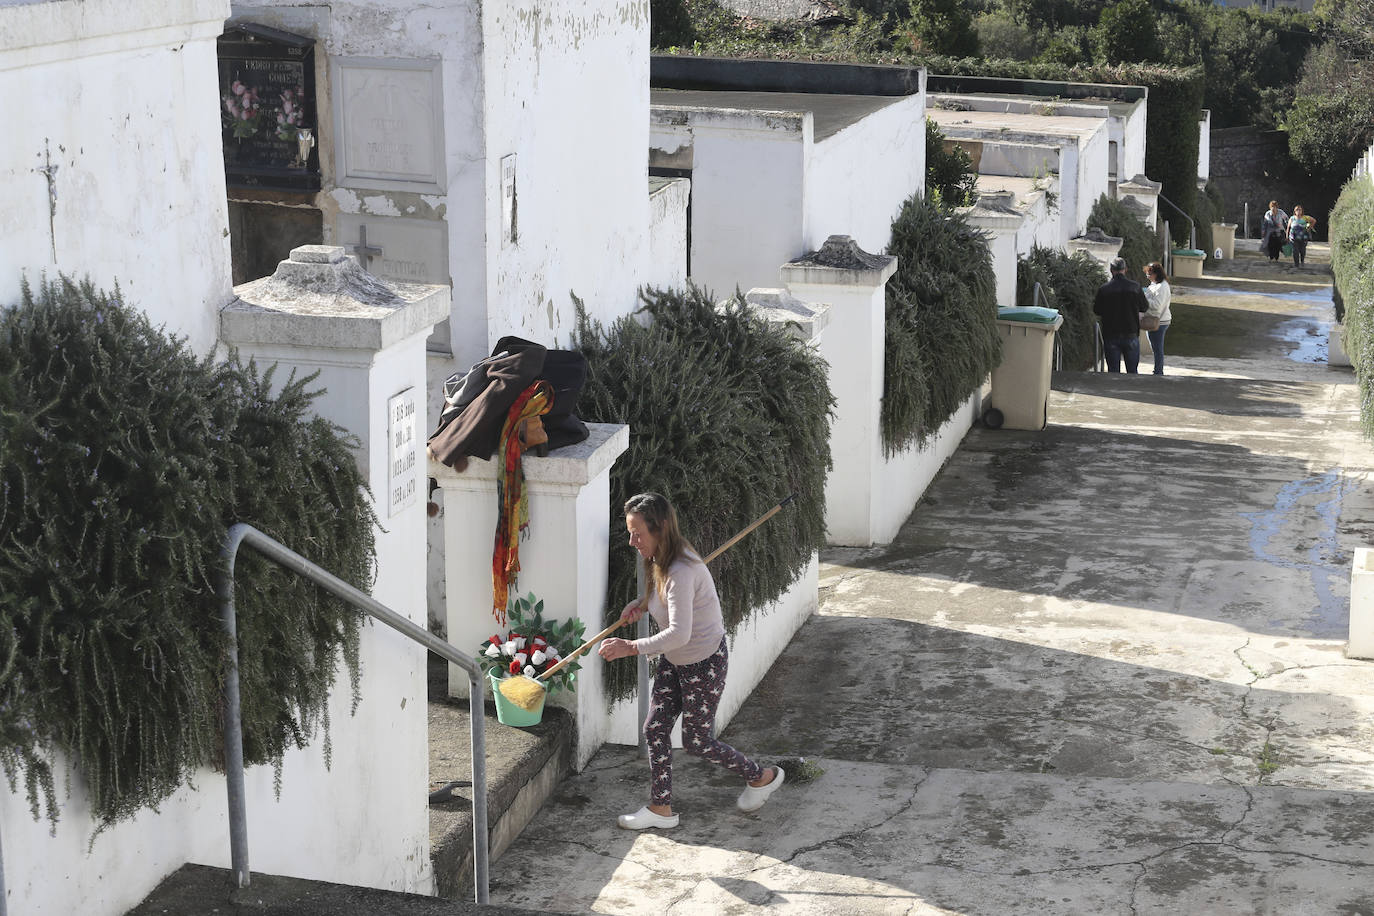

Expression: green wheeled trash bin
xmin=985 ymin=306 xmax=1064 ymax=431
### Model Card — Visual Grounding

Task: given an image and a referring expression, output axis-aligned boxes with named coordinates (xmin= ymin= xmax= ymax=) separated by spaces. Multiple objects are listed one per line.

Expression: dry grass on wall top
xmin=882 ymin=193 xmax=1000 ymax=454
xmin=0 ymin=276 xmax=376 ymax=831
xmin=571 ymin=287 xmax=833 ymax=705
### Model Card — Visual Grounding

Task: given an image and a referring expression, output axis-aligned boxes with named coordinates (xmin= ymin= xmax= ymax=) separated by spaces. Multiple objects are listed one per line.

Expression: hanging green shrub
xmin=925 ymin=118 xmax=978 ymax=211
xmin=1088 ymin=193 xmax=1161 ymax=273
xmin=572 ymin=287 xmax=832 ymax=704
xmin=1329 ymin=177 xmax=1374 ymax=438
xmin=1016 ymin=245 xmax=1108 ymax=371
xmin=882 ymin=193 xmax=1000 ymax=453
xmin=0 ymin=276 xmax=375 ymax=830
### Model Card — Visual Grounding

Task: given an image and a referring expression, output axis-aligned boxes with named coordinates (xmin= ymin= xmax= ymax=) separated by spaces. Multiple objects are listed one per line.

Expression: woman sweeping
xmin=598 ymin=492 xmax=784 ymax=829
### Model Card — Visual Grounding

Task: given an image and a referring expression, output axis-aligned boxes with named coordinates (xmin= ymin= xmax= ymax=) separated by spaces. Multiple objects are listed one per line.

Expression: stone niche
xmin=218 ymin=23 xmax=320 ymax=192
xmin=219 ymin=23 xmax=325 ymax=285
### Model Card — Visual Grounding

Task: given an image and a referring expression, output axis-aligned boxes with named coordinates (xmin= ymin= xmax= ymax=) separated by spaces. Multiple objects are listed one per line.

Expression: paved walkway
xmin=487 ymin=245 xmax=1374 ymax=914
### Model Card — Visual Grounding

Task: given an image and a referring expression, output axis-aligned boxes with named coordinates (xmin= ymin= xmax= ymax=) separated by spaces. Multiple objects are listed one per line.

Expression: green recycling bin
xmin=986 ymin=307 xmax=1064 ymax=431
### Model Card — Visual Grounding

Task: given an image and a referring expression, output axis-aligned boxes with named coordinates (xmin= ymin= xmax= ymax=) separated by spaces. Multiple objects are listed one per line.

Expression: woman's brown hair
xmin=1146 ymin=261 xmax=1168 ymax=283
xmin=624 ymin=492 xmax=697 ymax=601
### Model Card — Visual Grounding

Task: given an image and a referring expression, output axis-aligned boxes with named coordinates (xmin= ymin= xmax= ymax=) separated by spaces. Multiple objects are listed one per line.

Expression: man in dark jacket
xmin=1092 ymin=257 xmax=1151 ymax=373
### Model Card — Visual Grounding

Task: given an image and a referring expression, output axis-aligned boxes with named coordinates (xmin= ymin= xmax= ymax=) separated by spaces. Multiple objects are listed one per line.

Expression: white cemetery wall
xmin=872 ymin=392 xmax=980 ymax=542
xmin=1012 ymin=181 xmax=1062 ymax=255
xmin=294 ymin=0 xmax=649 ymax=369
xmin=1198 ymin=109 xmax=1212 ymax=185
xmin=805 ymin=93 xmax=926 ymax=256
xmin=0 ymin=0 xmax=234 ymax=354
xmin=647 ymin=176 xmax=690 ymax=289
xmin=650 ymin=108 xmax=810 ymax=299
xmin=1071 ymin=124 xmax=1110 ymax=238
xmin=473 ymin=0 xmax=650 ymax=362
xmin=1119 ymin=98 xmax=1149 ymax=185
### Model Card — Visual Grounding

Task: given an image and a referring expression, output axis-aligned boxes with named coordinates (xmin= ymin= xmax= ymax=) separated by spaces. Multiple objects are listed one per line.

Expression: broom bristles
xmin=498 ymin=674 xmax=547 ymax=712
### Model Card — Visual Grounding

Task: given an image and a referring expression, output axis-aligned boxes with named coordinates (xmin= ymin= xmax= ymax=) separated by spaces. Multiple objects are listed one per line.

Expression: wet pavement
xmin=486 ymin=244 xmax=1374 ymax=914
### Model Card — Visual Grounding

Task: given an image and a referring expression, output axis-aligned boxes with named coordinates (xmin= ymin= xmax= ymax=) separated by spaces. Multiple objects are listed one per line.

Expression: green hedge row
xmin=572 ymin=288 xmax=832 ymax=703
xmin=882 ymin=193 xmax=1000 ymax=453
xmin=0 ymin=277 xmax=376 ymax=830
xmin=1328 ymin=176 xmax=1374 ymax=436
xmin=1088 ymin=194 xmax=1162 ymax=274
xmin=1016 ymin=245 xmax=1108 ymax=371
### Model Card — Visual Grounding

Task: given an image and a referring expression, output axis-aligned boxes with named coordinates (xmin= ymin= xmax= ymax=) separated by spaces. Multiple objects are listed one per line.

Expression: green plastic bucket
xmin=489 ymin=668 xmax=545 ymax=727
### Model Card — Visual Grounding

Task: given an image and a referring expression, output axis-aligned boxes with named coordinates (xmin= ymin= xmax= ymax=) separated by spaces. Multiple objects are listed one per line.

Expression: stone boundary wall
xmin=1210 ymin=125 xmax=1332 ymax=239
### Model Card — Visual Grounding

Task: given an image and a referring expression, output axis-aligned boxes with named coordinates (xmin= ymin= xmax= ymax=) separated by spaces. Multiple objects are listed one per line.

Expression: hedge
xmin=1328 ymin=176 xmax=1374 ymax=436
xmin=882 ymin=193 xmax=1001 ymax=452
xmin=1089 ymin=193 xmax=1162 ymax=273
xmin=0 ymin=276 xmax=375 ymax=830
xmin=1016 ymin=245 xmax=1108 ymax=371
xmin=571 ymin=287 xmax=832 ymax=703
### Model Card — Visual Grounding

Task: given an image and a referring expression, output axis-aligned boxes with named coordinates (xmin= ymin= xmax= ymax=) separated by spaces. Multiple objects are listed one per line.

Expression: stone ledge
xmin=429 ymin=422 xmax=628 ymax=489
xmin=223 ymin=246 xmax=449 ymax=352
xmin=427 ymin=688 xmax=574 ymax=900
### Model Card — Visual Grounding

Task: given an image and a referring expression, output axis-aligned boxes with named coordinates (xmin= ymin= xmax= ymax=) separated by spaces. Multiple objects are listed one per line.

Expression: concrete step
xmin=427 ymin=665 xmax=573 ymax=899
xmin=126 ymin=863 xmax=547 ymax=915
xmin=127 ymin=656 xmax=575 ymax=914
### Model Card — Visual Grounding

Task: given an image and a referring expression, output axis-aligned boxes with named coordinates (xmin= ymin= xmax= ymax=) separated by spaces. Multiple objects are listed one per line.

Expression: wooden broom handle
xmin=537 ymin=492 xmax=799 ymax=683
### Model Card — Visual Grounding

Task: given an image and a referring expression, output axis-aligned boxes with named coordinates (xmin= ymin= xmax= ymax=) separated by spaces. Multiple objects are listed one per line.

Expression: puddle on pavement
xmin=1169 ymin=282 xmax=1335 ymax=363
xmin=1189 ymin=285 xmax=1333 ymax=304
xmin=1240 ymin=469 xmax=1351 ymax=637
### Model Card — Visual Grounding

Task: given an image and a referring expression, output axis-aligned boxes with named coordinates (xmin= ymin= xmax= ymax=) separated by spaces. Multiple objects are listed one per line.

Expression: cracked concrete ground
xmin=488 ymin=245 xmax=1374 ymax=914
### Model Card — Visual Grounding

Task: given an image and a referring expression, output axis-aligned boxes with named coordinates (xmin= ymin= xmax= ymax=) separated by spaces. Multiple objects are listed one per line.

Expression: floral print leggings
xmin=644 ymin=637 xmax=764 ymax=807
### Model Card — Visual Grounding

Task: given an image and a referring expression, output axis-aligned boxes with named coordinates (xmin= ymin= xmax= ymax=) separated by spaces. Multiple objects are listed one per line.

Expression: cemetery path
xmin=487 ymin=243 xmax=1374 ymax=914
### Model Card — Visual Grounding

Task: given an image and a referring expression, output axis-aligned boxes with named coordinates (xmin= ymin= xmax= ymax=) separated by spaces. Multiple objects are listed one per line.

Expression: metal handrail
xmin=219 ymin=523 xmax=489 ymax=904
xmin=1157 ymin=192 xmax=1196 ymax=251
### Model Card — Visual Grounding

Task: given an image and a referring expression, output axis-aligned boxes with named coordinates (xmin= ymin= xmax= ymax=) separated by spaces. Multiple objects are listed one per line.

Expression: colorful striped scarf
xmin=492 ymin=380 xmax=552 ymax=624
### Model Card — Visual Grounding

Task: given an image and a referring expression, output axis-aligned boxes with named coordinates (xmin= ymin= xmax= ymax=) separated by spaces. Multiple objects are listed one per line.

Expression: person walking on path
xmin=1093 ymin=257 xmax=1150 ymax=373
xmin=1262 ymin=200 xmax=1289 ymax=261
xmin=598 ymin=492 xmax=784 ymax=830
xmin=1142 ymin=261 xmax=1173 ymax=376
xmin=1287 ymin=205 xmax=1313 ymax=267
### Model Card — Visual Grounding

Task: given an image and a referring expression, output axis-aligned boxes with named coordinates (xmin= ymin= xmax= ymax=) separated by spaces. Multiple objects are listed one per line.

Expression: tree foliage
xmin=906 ymin=0 xmax=980 ymax=57
xmin=0 ymin=276 xmax=375 ymax=830
xmin=1286 ymin=35 xmax=1374 ymax=191
xmin=572 ymin=287 xmax=832 ymax=704
xmin=1093 ymin=0 xmax=1161 ymax=65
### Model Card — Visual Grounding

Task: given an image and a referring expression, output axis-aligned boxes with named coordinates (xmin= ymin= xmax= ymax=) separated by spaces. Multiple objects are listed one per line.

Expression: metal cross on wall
xmin=348 ymin=224 xmax=384 ymax=270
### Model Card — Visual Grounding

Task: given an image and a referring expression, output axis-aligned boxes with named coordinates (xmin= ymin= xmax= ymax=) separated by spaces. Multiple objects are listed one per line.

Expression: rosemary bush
xmin=882 ymin=193 xmax=1001 ymax=453
xmin=1088 ymin=194 xmax=1162 ymax=273
xmin=0 ymin=276 xmax=375 ymax=830
xmin=572 ymin=287 xmax=832 ymax=703
xmin=1329 ymin=178 xmax=1374 ymax=438
xmin=1016 ymin=245 xmax=1108 ymax=371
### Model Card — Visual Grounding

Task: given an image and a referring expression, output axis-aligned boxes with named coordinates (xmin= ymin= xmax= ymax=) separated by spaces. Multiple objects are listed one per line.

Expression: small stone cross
xmin=348 ymin=225 xmax=384 ymax=270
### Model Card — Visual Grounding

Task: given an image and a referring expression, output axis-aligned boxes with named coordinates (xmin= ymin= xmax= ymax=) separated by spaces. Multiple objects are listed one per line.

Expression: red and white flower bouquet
xmin=476 ymin=592 xmax=585 ymax=694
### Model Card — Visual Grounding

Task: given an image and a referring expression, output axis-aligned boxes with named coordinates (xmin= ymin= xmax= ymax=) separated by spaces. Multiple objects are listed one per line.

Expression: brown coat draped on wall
xmin=427 ymin=336 xmax=547 ymax=470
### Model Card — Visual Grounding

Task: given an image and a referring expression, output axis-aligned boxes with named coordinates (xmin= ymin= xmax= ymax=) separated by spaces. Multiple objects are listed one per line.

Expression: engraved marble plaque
xmin=334 ymin=58 xmax=445 ymax=192
xmin=336 ymin=214 xmax=449 ymax=286
xmin=387 ymin=387 xmax=419 ymax=518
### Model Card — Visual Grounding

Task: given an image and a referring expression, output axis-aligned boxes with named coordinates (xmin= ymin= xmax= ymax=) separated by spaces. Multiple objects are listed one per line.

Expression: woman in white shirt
xmin=1143 ymin=261 xmax=1173 ymax=376
xmin=598 ymin=492 xmax=783 ymax=830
